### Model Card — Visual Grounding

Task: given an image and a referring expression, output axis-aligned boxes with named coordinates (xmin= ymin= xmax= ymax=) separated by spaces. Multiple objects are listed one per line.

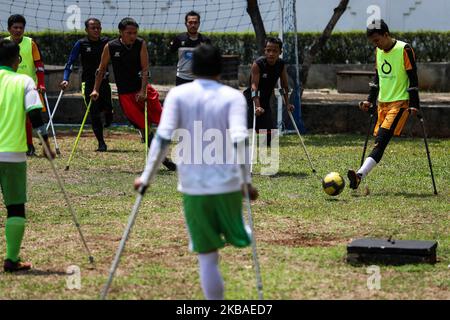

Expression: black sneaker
xmin=347 ymin=170 xmax=362 ymax=190
xmin=104 ymin=110 xmax=113 ymax=128
xmin=162 ymin=158 xmax=176 ymax=171
xmin=96 ymin=142 xmax=107 ymax=152
xmin=4 ymin=258 xmax=32 ymax=273
xmin=26 ymin=144 xmax=36 ymax=157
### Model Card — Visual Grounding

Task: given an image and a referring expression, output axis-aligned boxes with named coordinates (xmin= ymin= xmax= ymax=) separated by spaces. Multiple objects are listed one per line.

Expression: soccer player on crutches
xmin=90 ymin=18 xmax=175 ymax=171
xmin=61 ymin=18 xmax=113 ymax=153
xmin=6 ymin=14 xmax=47 ymax=156
xmin=248 ymin=37 xmax=307 ymax=175
xmin=0 ymin=39 xmax=56 ymax=272
xmin=101 ymin=45 xmax=261 ymax=300
xmin=248 ymin=38 xmax=294 ymax=150
xmin=348 ymin=20 xmax=427 ymax=192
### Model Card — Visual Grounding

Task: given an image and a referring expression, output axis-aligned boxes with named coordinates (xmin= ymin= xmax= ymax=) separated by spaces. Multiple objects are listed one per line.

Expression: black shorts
xmin=83 ymin=81 xmax=113 ymax=114
xmin=245 ymin=91 xmax=275 ymax=130
xmin=176 ymin=76 xmax=194 ymax=86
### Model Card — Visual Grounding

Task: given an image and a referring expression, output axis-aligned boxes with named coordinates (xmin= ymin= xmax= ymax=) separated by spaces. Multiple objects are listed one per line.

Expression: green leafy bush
xmin=1 ymin=31 xmax=448 ymax=65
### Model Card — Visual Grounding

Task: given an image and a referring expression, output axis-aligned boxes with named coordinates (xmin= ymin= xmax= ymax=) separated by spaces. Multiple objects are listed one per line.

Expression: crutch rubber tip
xmin=56 ymin=149 xmax=61 ymax=155
xmin=89 ymin=256 xmax=95 ymax=264
xmin=65 ymin=166 xmax=70 ymax=171
xmin=434 ymin=191 xmax=438 ymax=195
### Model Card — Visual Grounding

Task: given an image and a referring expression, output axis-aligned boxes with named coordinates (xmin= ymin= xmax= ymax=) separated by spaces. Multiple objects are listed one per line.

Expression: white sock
xmin=357 ymin=157 xmax=377 ymax=179
xmin=198 ymin=251 xmax=224 ymax=300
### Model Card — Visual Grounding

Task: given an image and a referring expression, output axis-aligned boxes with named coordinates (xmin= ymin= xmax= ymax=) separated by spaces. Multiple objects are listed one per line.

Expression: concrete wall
xmin=95 ymin=63 xmax=447 ymax=91
xmin=44 ymin=93 xmax=450 ymax=138
xmin=336 ymin=71 xmax=375 ymax=94
xmin=301 ymin=103 xmax=450 ymax=138
xmin=335 ymin=63 xmax=448 ymax=91
xmin=47 ymin=62 xmax=450 ymax=93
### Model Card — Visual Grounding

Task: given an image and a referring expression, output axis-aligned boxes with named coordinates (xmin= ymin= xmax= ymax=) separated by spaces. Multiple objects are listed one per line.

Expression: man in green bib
xmin=0 ymin=39 xmax=55 ymax=272
xmin=348 ymin=19 xmax=420 ymax=190
xmin=6 ymin=14 xmax=47 ymax=157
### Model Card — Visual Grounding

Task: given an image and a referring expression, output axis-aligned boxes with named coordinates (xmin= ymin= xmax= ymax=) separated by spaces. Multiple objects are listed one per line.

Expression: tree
xmin=301 ymin=0 xmax=349 ymax=88
xmin=247 ymin=0 xmax=349 ymax=94
xmin=246 ymin=0 xmax=267 ymax=55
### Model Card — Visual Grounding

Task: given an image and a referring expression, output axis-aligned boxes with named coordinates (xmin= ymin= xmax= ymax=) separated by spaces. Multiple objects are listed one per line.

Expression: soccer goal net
xmin=0 ymin=0 xmax=303 ymax=132
xmin=0 ymin=0 xmax=284 ymax=32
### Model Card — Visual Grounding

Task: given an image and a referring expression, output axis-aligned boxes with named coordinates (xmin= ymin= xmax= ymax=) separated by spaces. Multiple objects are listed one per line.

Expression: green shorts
xmin=0 ymin=162 xmax=27 ymax=207
xmin=183 ymin=191 xmax=251 ymax=253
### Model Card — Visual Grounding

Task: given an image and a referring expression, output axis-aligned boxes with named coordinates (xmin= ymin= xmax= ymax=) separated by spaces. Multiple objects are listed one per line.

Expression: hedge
xmin=1 ymin=31 xmax=448 ymax=66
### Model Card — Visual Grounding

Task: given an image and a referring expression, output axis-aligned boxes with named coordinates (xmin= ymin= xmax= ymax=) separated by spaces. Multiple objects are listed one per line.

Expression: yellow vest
xmin=5 ymin=36 xmax=37 ymax=84
xmin=376 ymin=40 xmax=409 ymax=103
xmin=0 ymin=66 xmax=27 ymax=152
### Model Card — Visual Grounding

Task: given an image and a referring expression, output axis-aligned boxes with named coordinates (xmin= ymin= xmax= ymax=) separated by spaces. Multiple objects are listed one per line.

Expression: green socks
xmin=5 ymin=217 xmax=26 ymax=262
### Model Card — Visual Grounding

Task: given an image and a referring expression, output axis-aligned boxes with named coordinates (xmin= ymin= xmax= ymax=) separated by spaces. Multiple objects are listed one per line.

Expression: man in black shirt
xmin=91 ymin=17 xmax=176 ymax=171
xmin=246 ymin=37 xmax=294 ymax=147
xmin=169 ymin=11 xmax=211 ymax=86
xmin=61 ymin=18 xmax=112 ymax=152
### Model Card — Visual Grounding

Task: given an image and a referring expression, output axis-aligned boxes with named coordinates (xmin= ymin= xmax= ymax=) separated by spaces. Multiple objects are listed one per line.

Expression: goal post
xmin=277 ymin=0 xmax=306 ymax=135
xmin=1 ymin=0 xmax=306 ymax=133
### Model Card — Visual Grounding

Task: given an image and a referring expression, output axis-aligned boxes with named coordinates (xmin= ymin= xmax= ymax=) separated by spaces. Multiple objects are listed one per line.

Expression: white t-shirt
xmin=0 ymin=74 xmax=43 ymax=162
xmin=157 ymin=79 xmax=250 ymax=195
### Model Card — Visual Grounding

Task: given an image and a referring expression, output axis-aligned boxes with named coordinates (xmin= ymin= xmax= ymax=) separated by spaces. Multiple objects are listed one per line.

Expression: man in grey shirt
xmin=169 ymin=11 xmax=211 ymax=86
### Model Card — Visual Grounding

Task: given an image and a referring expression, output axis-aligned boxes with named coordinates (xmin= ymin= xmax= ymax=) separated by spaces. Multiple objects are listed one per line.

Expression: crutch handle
xmin=138 ymin=184 xmax=148 ymax=195
xmin=407 ymin=107 xmax=420 ymax=118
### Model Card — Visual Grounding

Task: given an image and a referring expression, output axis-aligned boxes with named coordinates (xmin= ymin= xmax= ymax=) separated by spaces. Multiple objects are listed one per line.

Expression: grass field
xmin=0 ymin=128 xmax=448 ymax=300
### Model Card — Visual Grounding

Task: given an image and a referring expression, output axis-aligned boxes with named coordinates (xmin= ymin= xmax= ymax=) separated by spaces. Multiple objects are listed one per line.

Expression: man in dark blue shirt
xmin=60 ymin=18 xmax=113 ymax=152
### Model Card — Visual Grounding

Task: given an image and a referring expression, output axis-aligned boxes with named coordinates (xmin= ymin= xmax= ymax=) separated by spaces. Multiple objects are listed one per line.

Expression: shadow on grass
xmin=352 ymin=191 xmax=439 ymax=198
xmin=256 ymin=170 xmax=309 ymax=179
xmin=282 ymin=133 xmax=445 ymax=148
xmin=280 ymin=134 xmax=365 ymax=147
xmin=391 ymin=192 xmax=440 ymax=198
xmin=104 ymin=149 xmax=141 ymax=154
xmin=9 ymin=269 xmax=68 ymax=277
xmin=29 ymin=154 xmax=48 ymax=159
xmin=325 ymin=198 xmax=349 ymax=203
xmin=115 ymin=168 xmax=176 ymax=176
xmin=350 ymin=192 xmax=369 ymax=198
xmin=156 ymin=169 xmax=177 ymax=176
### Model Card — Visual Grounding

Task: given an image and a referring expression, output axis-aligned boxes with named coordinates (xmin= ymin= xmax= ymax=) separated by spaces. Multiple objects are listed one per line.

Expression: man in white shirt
xmin=134 ymin=44 xmax=258 ymax=300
